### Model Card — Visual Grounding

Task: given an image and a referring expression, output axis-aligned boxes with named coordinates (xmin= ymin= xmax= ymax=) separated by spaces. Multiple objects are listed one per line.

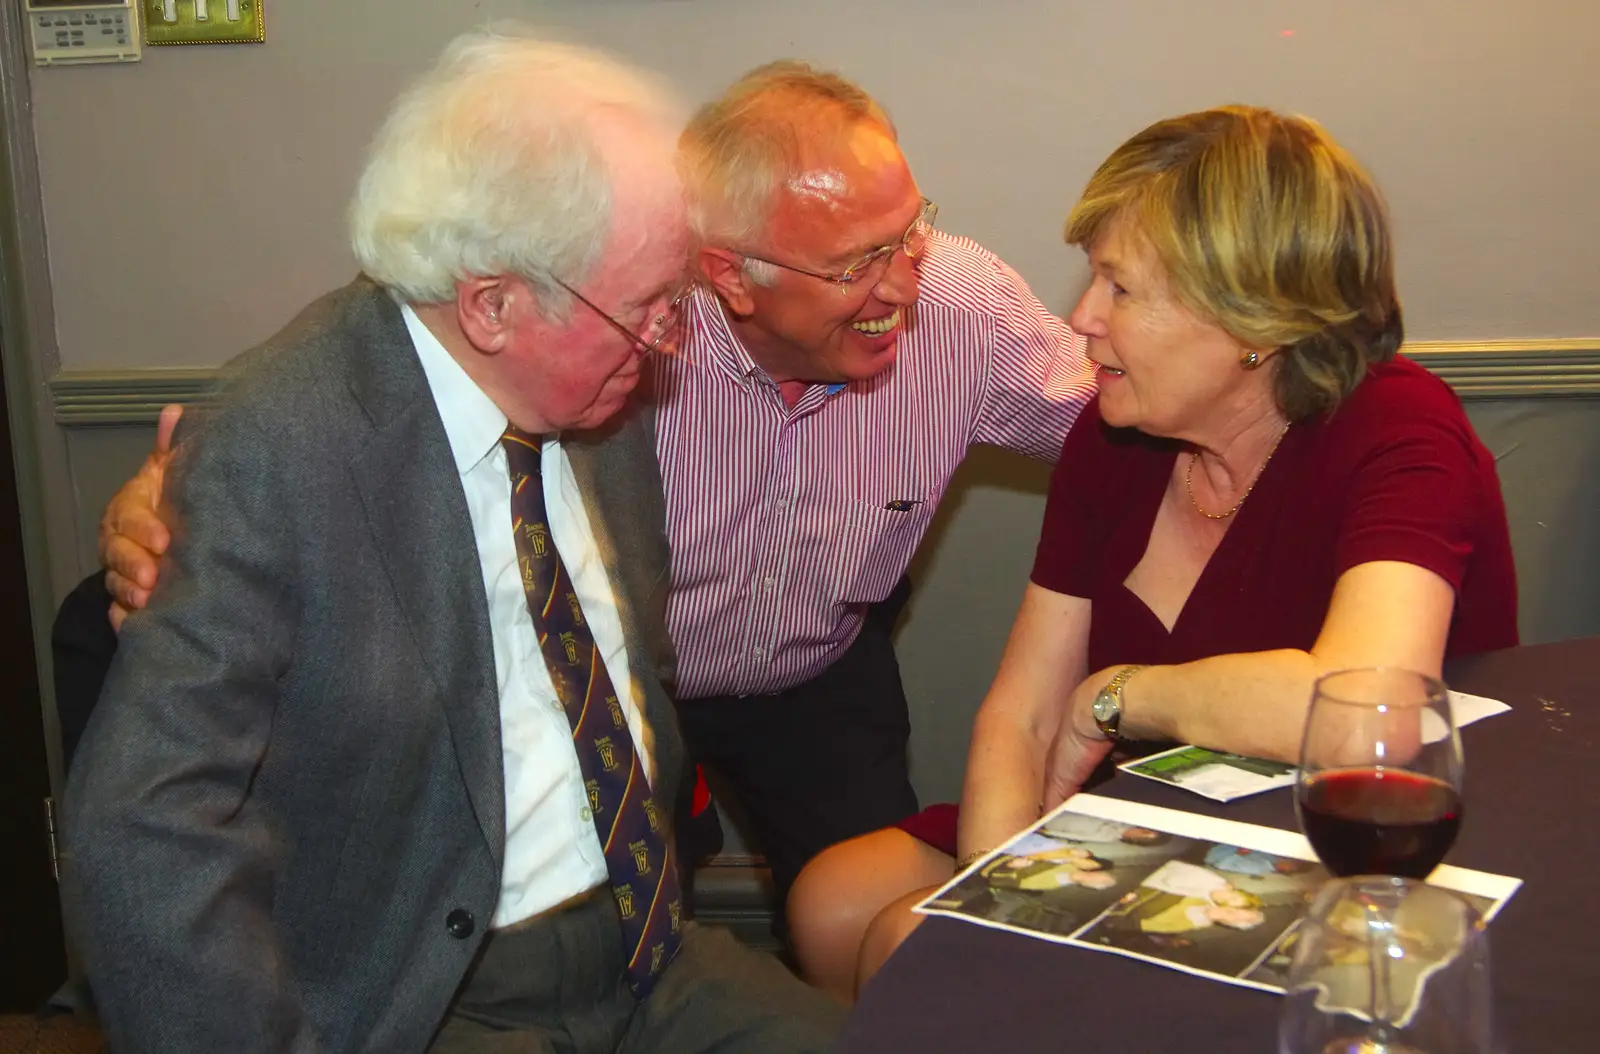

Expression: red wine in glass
xmin=1298 ymin=768 xmax=1462 ymax=878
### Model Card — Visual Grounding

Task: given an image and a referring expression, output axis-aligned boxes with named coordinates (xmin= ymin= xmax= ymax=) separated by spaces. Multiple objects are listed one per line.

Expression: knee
xmin=787 ymin=829 xmax=950 ymax=1002
xmin=786 ymin=837 xmax=881 ymax=984
xmin=856 ymin=891 xmax=929 ymax=993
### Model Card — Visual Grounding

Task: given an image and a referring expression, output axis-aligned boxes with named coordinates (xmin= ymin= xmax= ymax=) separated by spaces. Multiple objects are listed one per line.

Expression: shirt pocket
xmin=831 ymin=495 xmax=938 ymax=605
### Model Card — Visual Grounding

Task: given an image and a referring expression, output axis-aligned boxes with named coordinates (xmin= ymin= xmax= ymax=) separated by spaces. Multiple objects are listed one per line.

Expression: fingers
xmin=155 ymin=403 xmax=184 ymax=454
xmin=110 ymin=504 xmax=171 ymax=558
xmin=104 ymin=561 xmax=154 ymax=613
xmin=109 ymin=600 xmax=129 ymax=633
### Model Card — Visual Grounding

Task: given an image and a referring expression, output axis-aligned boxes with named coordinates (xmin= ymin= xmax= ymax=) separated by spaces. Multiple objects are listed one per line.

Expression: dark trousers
xmin=676 ymin=580 xmax=921 ymax=920
xmin=431 ymin=893 xmax=843 ymax=1054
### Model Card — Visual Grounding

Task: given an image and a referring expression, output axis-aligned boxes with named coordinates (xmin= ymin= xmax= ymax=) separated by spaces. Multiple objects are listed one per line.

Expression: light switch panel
xmin=144 ymin=0 xmax=263 ymax=46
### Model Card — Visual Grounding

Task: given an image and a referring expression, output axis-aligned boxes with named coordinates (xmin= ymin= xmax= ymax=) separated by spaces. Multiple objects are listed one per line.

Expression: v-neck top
xmin=1031 ymin=356 xmax=1519 ymax=672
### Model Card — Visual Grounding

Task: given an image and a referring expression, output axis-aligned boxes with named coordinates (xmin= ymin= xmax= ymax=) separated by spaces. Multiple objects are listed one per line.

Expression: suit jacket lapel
xmin=342 ymin=281 xmax=506 ymax=866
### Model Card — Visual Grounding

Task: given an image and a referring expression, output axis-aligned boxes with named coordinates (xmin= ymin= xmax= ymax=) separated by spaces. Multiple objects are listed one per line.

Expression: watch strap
xmin=1094 ymin=664 xmax=1147 ymax=740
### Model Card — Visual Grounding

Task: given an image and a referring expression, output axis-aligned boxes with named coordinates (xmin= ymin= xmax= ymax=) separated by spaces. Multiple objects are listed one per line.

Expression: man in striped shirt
xmin=97 ymin=60 xmax=1095 ymax=930
xmin=665 ymin=63 xmax=1095 ymax=916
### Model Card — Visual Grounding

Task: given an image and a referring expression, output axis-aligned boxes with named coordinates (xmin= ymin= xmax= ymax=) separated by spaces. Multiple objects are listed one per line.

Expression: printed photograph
xmin=1121 ymin=745 xmax=1297 ymax=801
xmin=915 ymin=797 xmax=1522 ymax=996
xmin=1074 ymin=845 xmax=1326 ymax=981
xmin=924 ymin=818 xmax=1193 ymax=939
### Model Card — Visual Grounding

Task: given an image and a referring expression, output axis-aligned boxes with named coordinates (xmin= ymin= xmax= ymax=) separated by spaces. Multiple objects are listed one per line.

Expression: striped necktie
xmin=501 ymin=427 xmax=683 ymax=998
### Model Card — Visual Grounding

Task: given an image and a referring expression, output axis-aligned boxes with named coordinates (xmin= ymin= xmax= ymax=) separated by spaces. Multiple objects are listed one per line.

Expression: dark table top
xmin=838 ymin=638 xmax=1600 ymax=1052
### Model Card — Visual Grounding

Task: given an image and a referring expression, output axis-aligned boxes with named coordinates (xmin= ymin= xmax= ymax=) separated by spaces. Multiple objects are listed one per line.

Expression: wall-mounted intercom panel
xmin=25 ymin=1 xmax=141 ymax=65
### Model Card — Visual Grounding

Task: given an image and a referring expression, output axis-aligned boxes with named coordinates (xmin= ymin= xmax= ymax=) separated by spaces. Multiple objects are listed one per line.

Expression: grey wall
xmin=27 ymin=0 xmax=1600 ymax=370
xmin=20 ymin=1 xmax=1600 ymax=811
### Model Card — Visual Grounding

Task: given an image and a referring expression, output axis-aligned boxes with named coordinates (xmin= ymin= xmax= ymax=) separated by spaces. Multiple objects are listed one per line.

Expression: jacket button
xmin=445 ymin=909 xmax=475 ymax=939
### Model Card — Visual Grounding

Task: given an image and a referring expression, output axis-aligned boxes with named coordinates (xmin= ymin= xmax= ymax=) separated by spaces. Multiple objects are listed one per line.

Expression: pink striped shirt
xmin=652 ymin=231 xmax=1096 ymax=699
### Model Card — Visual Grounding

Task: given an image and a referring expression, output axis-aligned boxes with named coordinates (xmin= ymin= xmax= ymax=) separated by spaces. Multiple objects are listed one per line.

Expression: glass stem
xmin=1362 ymin=892 xmax=1396 ymax=1046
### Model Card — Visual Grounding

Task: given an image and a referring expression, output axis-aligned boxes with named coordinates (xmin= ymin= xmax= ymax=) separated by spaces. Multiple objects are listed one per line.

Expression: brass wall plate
xmin=144 ymin=0 xmax=264 ymax=46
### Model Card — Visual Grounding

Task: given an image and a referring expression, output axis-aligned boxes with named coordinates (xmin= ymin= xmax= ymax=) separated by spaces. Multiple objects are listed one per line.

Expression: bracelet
xmin=956 ymin=848 xmax=991 ymax=870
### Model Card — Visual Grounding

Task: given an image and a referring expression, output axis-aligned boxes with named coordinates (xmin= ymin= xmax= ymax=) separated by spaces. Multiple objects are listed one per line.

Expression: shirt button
xmin=763 ymin=576 xmax=778 ymax=591
xmin=552 ymin=699 xmax=565 ymax=713
xmin=751 ymin=646 xmax=766 ymax=661
xmin=445 ymin=908 xmax=475 ymax=939
xmin=580 ymin=806 xmax=593 ymax=822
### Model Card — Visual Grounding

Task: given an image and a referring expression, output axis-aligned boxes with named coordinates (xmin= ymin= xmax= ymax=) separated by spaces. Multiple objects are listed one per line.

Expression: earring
xmin=486 ymin=311 xmax=499 ymax=324
xmin=1240 ymin=350 xmax=1261 ymax=371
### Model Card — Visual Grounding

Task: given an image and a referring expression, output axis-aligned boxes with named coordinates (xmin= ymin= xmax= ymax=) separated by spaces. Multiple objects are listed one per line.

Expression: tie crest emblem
xmin=643 ymin=798 xmax=662 ymax=833
xmin=629 ymin=839 xmax=652 ymax=875
xmin=650 ymin=943 xmax=665 ymax=974
xmin=606 ymin=695 xmax=625 ymax=729
xmin=585 ymin=779 xmax=601 ymax=815
xmin=567 ymin=592 xmax=586 ymax=626
xmin=614 ymin=883 xmax=636 ymax=920
xmin=595 ymin=736 xmax=618 ymax=771
xmin=669 ymin=901 xmax=681 ymax=934
xmin=525 ymin=521 xmax=549 ymax=558
xmin=559 ymin=631 xmax=579 ymax=665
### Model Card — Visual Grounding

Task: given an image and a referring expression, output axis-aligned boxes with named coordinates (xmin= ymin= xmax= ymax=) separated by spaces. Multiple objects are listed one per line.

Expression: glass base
xmin=1325 ymin=1041 xmax=1431 ymax=1054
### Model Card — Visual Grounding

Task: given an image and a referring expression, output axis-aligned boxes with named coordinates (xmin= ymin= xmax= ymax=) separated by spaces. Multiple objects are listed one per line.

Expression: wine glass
xmin=1290 ymin=668 xmax=1469 ymax=1053
xmin=1279 ymin=876 xmax=1497 ymax=1054
xmin=1296 ymin=667 xmax=1464 ymax=880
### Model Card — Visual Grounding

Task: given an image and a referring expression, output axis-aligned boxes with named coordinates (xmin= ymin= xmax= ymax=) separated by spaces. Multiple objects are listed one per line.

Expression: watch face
xmin=1092 ymin=693 xmax=1115 ymax=723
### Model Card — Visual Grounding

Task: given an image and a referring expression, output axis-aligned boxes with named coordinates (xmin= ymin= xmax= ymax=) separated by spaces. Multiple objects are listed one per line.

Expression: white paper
xmin=1120 ymin=691 xmax=1510 ymax=802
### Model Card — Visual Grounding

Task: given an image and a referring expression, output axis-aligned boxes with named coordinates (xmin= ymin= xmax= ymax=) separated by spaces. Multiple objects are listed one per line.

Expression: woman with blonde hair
xmin=788 ymin=105 xmax=1518 ymax=1001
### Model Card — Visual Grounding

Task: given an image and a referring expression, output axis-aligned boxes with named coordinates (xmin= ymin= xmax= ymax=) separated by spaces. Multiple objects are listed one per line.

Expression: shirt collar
xmin=677 ymin=285 xmax=849 ymax=397
xmin=402 ymin=303 xmax=512 ymax=476
xmin=678 ymin=285 xmax=761 ymax=382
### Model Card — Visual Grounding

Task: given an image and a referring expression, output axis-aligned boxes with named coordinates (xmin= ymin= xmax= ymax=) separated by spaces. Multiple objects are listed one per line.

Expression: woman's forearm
xmin=956 ymin=584 xmax=1093 ymax=861
xmin=1121 ymin=649 xmax=1320 ymax=762
xmin=956 ymin=705 xmax=1052 ymax=861
xmin=1120 ymin=562 xmax=1457 ymax=761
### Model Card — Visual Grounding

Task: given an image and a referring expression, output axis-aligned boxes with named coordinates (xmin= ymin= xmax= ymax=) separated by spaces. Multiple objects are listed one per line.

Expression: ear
xmin=456 ymin=275 xmax=512 ymax=355
xmin=697 ymin=246 xmax=757 ymax=317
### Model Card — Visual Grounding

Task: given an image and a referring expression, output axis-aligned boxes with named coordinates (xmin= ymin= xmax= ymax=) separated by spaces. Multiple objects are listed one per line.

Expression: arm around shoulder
xmin=964 ymin=245 xmax=1097 ymax=462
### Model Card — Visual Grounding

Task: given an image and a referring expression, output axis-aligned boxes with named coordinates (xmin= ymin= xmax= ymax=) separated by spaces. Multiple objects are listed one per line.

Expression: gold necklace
xmin=1185 ymin=426 xmax=1289 ymax=521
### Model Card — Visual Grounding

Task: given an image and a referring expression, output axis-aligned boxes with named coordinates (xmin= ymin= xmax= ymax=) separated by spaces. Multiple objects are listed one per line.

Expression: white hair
xmin=349 ymin=25 xmax=682 ymax=309
xmin=741 ymin=257 xmax=780 ymax=287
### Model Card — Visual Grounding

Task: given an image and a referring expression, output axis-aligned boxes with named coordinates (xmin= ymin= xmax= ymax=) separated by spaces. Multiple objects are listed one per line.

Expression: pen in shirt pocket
xmin=883 ymin=499 xmax=924 ymax=512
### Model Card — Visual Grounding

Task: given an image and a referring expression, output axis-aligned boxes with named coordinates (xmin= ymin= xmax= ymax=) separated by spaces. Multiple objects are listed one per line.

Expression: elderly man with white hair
xmin=62 ymin=27 xmax=842 ymax=1054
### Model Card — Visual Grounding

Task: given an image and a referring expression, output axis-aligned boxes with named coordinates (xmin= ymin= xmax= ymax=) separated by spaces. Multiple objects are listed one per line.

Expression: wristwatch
xmin=1090 ymin=665 xmax=1147 ymax=741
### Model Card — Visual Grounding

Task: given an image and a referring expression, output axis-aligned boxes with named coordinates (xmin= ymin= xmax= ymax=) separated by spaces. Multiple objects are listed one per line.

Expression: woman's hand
xmin=1040 ymin=666 xmax=1122 ymax=808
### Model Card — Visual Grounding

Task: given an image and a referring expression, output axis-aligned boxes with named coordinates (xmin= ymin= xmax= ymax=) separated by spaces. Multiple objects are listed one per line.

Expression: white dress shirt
xmin=403 ymin=305 xmax=655 ymax=929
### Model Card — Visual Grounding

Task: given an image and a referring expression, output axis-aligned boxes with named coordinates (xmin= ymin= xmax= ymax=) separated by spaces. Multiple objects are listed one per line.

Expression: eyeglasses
xmin=741 ymin=198 xmax=938 ymax=293
xmin=551 ymin=276 xmax=688 ymax=355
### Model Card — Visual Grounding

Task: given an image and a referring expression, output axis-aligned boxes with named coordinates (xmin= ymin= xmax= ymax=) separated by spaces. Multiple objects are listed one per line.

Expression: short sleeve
xmin=1030 ymin=398 xmax=1109 ymax=597
xmin=967 ymin=251 xmax=1097 ymax=462
xmin=1333 ymin=390 xmax=1488 ymax=591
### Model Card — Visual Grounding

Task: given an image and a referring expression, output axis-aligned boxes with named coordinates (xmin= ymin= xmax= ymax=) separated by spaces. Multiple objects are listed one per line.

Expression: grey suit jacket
xmin=62 ymin=277 xmax=685 ymax=1053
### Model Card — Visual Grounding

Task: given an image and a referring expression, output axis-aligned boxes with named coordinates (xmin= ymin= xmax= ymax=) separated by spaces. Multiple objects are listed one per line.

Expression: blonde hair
xmin=1065 ymin=105 xmax=1403 ymax=420
xmin=349 ymin=25 xmax=681 ymax=309
xmin=679 ymin=59 xmax=896 ymax=261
